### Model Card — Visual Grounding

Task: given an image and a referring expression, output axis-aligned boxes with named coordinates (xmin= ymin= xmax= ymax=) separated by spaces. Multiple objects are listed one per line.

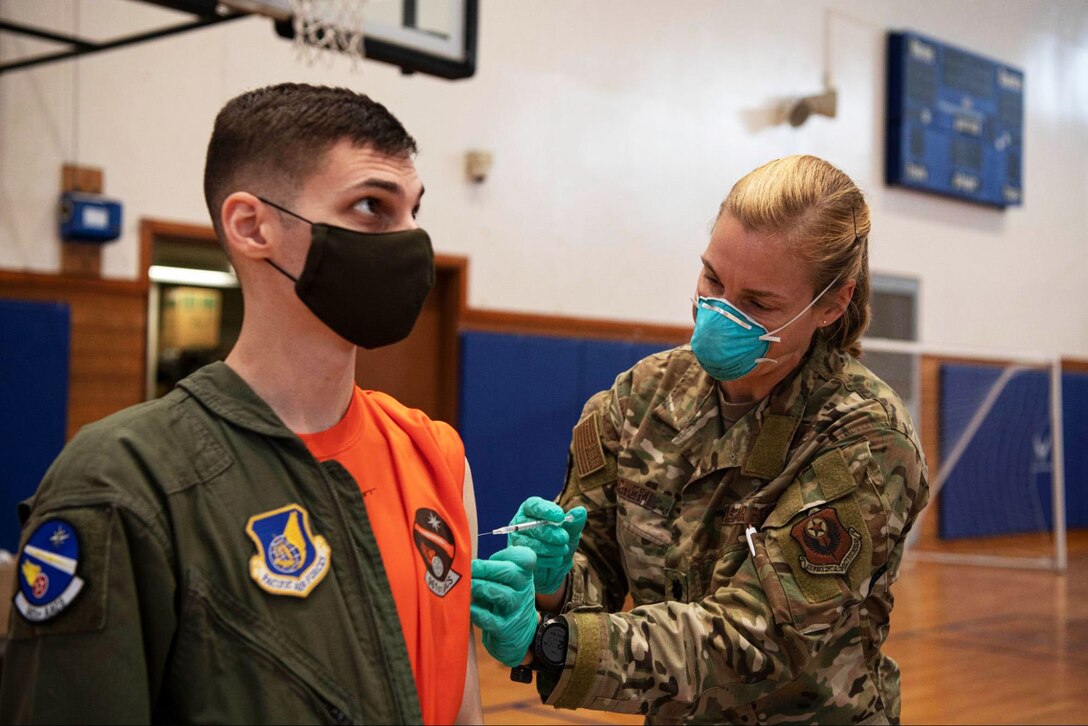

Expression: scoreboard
xmin=886 ymin=31 xmax=1024 ymax=208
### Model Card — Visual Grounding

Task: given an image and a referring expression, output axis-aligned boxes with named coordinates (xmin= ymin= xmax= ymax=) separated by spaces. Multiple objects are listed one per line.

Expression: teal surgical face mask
xmin=690 ymin=275 xmax=840 ymax=381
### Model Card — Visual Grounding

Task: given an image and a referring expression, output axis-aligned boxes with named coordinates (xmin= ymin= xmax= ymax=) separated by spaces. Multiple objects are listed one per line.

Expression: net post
xmin=863 ymin=336 xmax=1067 ymax=573
xmin=1049 ymin=355 xmax=1068 ymax=572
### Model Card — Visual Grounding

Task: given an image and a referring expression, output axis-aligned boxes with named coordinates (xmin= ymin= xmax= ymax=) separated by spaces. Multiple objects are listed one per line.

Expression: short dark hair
xmin=203 ymin=83 xmax=418 ymax=239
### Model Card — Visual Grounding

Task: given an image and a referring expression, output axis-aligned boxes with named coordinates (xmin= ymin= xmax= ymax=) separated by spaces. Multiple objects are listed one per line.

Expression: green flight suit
xmin=1 ymin=362 xmax=422 ymax=725
xmin=541 ymin=337 xmax=929 ymax=725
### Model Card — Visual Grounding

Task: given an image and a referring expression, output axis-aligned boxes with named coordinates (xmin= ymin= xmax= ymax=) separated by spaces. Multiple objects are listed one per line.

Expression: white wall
xmin=2 ymin=0 xmax=1087 ymax=355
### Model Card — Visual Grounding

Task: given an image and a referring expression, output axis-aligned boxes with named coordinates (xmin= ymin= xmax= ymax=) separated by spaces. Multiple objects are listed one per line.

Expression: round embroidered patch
xmin=15 ymin=518 xmax=85 ymax=623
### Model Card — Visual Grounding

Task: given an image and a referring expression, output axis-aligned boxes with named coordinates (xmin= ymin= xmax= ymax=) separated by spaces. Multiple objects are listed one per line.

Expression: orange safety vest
xmin=299 ymin=387 xmax=470 ymax=725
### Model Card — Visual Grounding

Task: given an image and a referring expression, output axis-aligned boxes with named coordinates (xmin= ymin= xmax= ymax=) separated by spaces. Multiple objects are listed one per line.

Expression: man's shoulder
xmin=360 ymin=389 xmax=464 ymax=456
xmin=360 ymin=389 xmax=449 ymax=430
xmin=32 ymin=390 xmax=204 ymax=512
xmin=68 ymin=388 xmax=194 ymax=455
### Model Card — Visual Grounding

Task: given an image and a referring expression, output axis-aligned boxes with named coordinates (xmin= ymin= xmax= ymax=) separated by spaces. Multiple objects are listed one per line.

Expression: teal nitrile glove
xmin=508 ymin=496 xmax=587 ymax=595
xmin=470 ymin=545 xmax=538 ymax=668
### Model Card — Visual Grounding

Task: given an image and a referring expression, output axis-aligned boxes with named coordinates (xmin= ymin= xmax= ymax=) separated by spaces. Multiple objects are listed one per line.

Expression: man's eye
xmin=702 ymin=270 xmax=721 ymax=286
xmin=354 ymin=198 xmax=379 ymax=216
xmin=748 ymin=299 xmax=771 ymax=312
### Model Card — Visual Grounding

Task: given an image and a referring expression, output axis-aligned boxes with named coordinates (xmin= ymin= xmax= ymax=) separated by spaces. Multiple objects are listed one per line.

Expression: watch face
xmin=540 ymin=623 xmax=567 ymax=665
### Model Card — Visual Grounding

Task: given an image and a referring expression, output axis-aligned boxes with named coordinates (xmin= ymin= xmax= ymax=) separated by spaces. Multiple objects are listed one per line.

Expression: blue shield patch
xmin=15 ymin=519 xmax=84 ymax=622
xmin=246 ymin=504 xmax=331 ymax=597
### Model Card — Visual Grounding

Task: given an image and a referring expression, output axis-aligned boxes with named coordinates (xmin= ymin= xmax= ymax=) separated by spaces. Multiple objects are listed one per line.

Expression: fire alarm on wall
xmin=58 ymin=191 xmax=122 ymax=243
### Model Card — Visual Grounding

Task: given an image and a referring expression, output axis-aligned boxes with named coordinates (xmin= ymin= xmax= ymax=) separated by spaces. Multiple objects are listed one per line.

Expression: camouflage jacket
xmin=541 ymin=337 xmax=929 ymax=725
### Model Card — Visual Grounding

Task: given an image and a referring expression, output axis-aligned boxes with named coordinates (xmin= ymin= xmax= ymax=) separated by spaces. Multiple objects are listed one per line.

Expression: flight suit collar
xmin=176 ymin=361 xmax=298 ymax=439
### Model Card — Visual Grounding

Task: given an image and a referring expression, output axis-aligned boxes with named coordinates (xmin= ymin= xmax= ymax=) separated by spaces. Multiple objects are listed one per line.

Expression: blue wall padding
xmin=938 ymin=364 xmax=1087 ymax=539
xmin=461 ymin=346 xmax=1087 ymax=550
xmin=459 ymin=331 xmax=669 ymax=558
xmin=1062 ymin=372 xmax=1088 ymax=529
xmin=0 ymin=299 xmax=70 ymax=552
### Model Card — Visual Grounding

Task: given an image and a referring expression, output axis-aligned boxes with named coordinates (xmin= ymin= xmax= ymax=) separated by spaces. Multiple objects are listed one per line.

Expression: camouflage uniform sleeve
xmin=543 ymin=427 xmax=928 ymax=715
xmin=0 ymin=449 xmax=177 ymax=723
xmin=555 ymin=382 xmax=629 ymax=615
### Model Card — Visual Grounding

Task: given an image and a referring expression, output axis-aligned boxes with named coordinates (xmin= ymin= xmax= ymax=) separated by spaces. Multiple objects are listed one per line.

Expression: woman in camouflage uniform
xmin=471 ymin=155 xmax=929 ymax=725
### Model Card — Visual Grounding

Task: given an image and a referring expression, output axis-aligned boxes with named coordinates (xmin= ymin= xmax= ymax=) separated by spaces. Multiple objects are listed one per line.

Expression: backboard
xmin=225 ymin=0 xmax=477 ymax=79
xmin=0 ymin=1 xmax=474 ymax=79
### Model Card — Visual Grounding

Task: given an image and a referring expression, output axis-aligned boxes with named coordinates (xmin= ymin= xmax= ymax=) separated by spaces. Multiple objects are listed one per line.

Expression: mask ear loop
xmin=256 ymin=195 xmax=314 ymax=284
xmin=757 ymin=206 xmax=862 ymax=357
xmin=257 ymin=195 xmax=313 ymax=225
xmin=759 ymin=272 xmax=843 ymax=344
xmin=749 ymin=272 xmax=842 ymax=367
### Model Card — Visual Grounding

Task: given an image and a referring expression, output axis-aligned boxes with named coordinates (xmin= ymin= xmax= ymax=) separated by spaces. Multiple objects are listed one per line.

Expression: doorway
xmin=355 ymin=255 xmax=465 ymax=425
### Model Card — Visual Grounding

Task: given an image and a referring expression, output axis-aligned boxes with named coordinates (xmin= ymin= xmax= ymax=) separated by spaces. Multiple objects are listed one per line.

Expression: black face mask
xmin=258 ymin=197 xmax=435 ymax=349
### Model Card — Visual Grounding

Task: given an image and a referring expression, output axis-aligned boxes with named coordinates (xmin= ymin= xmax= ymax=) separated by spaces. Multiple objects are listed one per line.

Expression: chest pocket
xmin=167 ymin=570 xmax=360 ymax=725
xmin=758 ymin=446 xmax=875 ymax=621
xmin=614 ymin=477 xmax=676 ymax=603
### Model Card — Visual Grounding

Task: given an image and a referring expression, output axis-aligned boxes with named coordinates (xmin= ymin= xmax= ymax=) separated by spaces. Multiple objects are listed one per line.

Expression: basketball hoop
xmin=287 ymin=0 xmax=367 ymax=66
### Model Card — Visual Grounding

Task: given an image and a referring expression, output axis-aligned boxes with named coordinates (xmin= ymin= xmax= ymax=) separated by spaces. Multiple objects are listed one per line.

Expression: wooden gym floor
xmin=477 ymin=531 xmax=1088 ymax=725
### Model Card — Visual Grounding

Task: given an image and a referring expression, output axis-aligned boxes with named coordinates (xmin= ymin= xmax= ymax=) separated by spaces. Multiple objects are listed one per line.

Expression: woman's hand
xmin=508 ymin=497 xmax=587 ymax=595
xmin=470 ymin=546 xmax=539 ymax=667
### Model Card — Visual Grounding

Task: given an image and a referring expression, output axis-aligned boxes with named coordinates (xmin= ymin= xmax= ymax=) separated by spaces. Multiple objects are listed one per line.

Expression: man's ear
xmin=820 ymin=279 xmax=857 ymax=326
xmin=222 ymin=192 xmax=274 ymax=261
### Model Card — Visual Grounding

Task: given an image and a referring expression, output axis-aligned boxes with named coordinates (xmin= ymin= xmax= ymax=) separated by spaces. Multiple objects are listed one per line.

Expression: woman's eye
xmin=703 ymin=270 xmax=721 ymax=287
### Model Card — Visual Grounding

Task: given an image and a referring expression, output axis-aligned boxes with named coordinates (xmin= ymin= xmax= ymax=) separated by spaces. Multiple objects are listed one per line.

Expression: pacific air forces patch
xmin=246 ymin=504 xmax=331 ymax=597
xmin=412 ymin=508 xmax=461 ymax=597
xmin=790 ymin=507 xmax=862 ymax=576
xmin=15 ymin=519 xmax=84 ymax=623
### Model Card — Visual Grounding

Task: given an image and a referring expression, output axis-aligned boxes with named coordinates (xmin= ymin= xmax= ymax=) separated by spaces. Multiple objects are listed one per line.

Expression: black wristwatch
xmin=532 ymin=614 xmax=568 ymax=672
xmin=509 ymin=614 xmax=569 ymax=683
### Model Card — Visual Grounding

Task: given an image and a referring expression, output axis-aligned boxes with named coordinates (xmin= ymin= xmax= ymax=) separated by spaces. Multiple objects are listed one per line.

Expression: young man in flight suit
xmin=0 ymin=83 xmax=483 ymax=725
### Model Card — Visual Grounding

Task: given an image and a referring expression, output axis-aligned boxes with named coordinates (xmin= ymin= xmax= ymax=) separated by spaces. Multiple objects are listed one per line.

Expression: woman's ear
xmin=221 ymin=192 xmax=273 ymax=261
xmin=820 ymin=279 xmax=857 ymax=326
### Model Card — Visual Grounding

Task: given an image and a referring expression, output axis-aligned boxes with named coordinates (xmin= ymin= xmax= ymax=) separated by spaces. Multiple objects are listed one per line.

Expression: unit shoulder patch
xmin=412 ymin=507 xmax=462 ymax=597
xmin=246 ymin=504 xmax=331 ymax=598
xmin=790 ymin=507 xmax=861 ymax=576
xmin=572 ymin=411 xmax=606 ymax=479
xmin=14 ymin=518 xmax=84 ymax=623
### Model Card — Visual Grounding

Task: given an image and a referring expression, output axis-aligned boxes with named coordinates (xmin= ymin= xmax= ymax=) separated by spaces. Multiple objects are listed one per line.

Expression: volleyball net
xmin=859 ymin=337 xmax=1069 ymax=572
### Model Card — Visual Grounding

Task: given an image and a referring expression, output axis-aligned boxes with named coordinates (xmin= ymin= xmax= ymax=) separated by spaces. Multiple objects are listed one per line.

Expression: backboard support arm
xmin=0 ymin=13 xmax=248 ymax=75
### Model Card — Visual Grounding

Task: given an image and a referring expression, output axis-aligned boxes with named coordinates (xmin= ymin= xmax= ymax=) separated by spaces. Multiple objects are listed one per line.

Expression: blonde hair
xmin=719 ymin=155 xmax=870 ymax=357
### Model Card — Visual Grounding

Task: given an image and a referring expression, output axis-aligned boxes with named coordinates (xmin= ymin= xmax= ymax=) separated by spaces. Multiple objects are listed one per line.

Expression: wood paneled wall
xmin=0 ymin=271 xmax=147 ymax=440
xmin=460 ymin=307 xmax=692 ymax=345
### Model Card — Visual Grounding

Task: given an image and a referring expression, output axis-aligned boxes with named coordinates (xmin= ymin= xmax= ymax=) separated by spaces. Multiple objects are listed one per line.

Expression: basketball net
xmin=288 ymin=0 xmax=368 ymax=67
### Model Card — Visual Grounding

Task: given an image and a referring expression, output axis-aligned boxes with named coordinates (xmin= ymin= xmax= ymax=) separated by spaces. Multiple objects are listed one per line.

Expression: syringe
xmin=485 ymin=512 xmax=574 ymax=536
